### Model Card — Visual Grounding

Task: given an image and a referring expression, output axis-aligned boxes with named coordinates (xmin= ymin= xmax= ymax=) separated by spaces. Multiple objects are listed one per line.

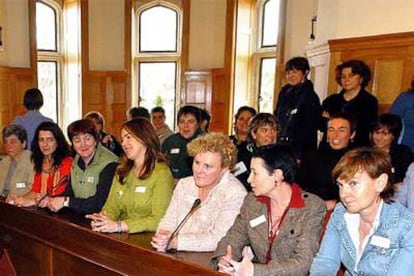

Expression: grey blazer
xmin=211 ymin=184 xmax=326 ymax=276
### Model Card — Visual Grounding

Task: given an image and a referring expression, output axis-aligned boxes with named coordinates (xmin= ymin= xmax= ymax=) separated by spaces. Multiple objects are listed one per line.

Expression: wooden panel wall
xmin=328 ymin=32 xmax=414 ymax=113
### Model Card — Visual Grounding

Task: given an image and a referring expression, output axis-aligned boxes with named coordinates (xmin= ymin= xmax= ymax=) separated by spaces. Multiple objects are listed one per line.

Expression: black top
xmin=297 ymin=146 xmax=351 ymax=201
xmin=389 ymin=143 xmax=414 ymax=184
xmin=274 ymin=79 xmax=321 ymax=159
xmin=320 ymin=89 xmax=378 ymax=148
xmin=234 ymin=142 xmax=256 ymax=192
xmin=100 ymin=131 xmax=123 ymax=157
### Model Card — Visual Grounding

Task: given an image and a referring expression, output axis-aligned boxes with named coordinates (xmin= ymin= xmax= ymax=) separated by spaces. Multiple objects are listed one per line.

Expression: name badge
xmin=15 ymin=182 xmax=26 ymax=189
xmin=249 ymin=215 xmax=267 ymax=228
xmin=371 ymin=235 xmax=390 ymax=249
xmin=170 ymin=148 xmax=180 ymax=154
xmin=87 ymin=176 xmax=94 ymax=183
xmin=290 ymin=108 xmax=298 ymax=115
xmin=233 ymin=161 xmax=247 ymax=177
xmin=135 ymin=186 xmax=146 ymax=193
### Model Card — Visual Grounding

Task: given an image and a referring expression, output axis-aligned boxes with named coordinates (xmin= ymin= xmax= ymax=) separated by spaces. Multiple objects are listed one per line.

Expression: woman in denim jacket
xmin=311 ymin=148 xmax=414 ymax=276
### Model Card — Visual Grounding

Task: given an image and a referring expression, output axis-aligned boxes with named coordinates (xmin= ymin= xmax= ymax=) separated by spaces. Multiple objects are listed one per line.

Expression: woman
xmin=211 ymin=144 xmax=326 ymax=275
xmin=370 ymin=113 xmax=414 ymax=187
xmin=274 ymin=56 xmax=321 ymax=159
xmin=236 ymin=113 xmax=278 ymax=191
xmin=46 ymin=119 xmax=118 ymax=213
xmin=311 ymin=147 xmax=414 ymax=275
xmin=320 ymin=59 xmax=378 ymax=148
xmin=229 ymin=106 xmax=257 ymax=147
xmin=7 ymin=122 xmax=72 ymax=207
xmin=298 ymin=112 xmax=355 ymax=210
xmin=86 ymin=118 xmax=174 ymax=233
xmin=0 ymin=125 xmax=34 ymax=196
xmin=151 ymin=133 xmax=247 ymax=252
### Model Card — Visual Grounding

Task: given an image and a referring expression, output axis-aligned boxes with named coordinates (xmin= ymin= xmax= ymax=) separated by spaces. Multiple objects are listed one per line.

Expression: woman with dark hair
xmin=370 ymin=113 xmax=413 ymax=187
xmin=274 ymin=56 xmax=321 ymax=159
xmin=320 ymin=59 xmax=378 ymax=148
xmin=229 ymin=106 xmax=257 ymax=147
xmin=8 ymin=122 xmax=72 ymax=207
xmin=311 ymin=148 xmax=414 ymax=275
xmin=86 ymin=118 xmax=174 ymax=233
xmin=46 ymin=119 xmax=118 ymax=213
xmin=211 ymin=144 xmax=326 ymax=275
xmin=298 ymin=112 xmax=356 ymax=210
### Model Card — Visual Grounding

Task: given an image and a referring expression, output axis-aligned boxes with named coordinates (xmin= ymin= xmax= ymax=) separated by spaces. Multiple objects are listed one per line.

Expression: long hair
xmin=117 ymin=118 xmax=166 ymax=183
xmin=31 ymin=122 xmax=72 ymax=172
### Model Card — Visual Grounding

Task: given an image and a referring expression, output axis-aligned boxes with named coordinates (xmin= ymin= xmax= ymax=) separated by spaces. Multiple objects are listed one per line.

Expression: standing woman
xmin=46 ymin=119 xmax=118 ymax=213
xmin=8 ymin=122 xmax=72 ymax=207
xmin=320 ymin=59 xmax=378 ymax=148
xmin=86 ymin=118 xmax=174 ymax=233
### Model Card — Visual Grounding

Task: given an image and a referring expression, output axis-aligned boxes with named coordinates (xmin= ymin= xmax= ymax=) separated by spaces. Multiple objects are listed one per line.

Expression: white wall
xmin=189 ymin=0 xmax=226 ymax=70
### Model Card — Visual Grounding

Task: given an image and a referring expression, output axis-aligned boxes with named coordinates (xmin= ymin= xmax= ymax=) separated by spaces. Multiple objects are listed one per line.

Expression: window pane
xmin=258 ymin=57 xmax=276 ymax=113
xmin=262 ymin=0 xmax=279 ymax=47
xmin=36 ymin=2 xmax=57 ymax=51
xmin=37 ymin=61 xmax=58 ymax=122
xmin=140 ymin=6 xmax=177 ymax=52
xmin=139 ymin=62 xmax=176 ymax=128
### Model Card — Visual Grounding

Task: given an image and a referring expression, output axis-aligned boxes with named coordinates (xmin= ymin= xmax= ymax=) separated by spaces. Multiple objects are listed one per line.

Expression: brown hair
xmin=67 ymin=119 xmax=99 ymax=142
xmin=332 ymin=147 xmax=394 ymax=202
xmin=117 ymin=117 xmax=165 ymax=183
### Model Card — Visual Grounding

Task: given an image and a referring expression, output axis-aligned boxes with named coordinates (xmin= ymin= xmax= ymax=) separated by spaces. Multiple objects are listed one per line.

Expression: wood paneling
xmin=328 ymin=32 xmax=414 ymax=114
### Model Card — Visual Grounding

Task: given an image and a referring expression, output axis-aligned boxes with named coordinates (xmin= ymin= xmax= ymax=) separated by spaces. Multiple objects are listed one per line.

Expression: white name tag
xmin=290 ymin=108 xmax=298 ymax=115
xmin=233 ymin=161 xmax=247 ymax=177
xmin=170 ymin=148 xmax=180 ymax=154
xmin=371 ymin=235 xmax=390 ymax=249
xmin=249 ymin=215 xmax=267 ymax=228
xmin=87 ymin=176 xmax=94 ymax=183
xmin=135 ymin=186 xmax=146 ymax=193
xmin=15 ymin=182 xmax=26 ymax=189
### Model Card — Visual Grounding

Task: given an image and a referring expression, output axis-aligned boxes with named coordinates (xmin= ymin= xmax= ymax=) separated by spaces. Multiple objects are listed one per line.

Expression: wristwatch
xmin=63 ymin=196 xmax=70 ymax=207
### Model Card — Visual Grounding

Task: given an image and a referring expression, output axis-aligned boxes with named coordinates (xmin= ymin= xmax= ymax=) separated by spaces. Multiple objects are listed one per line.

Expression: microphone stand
xmin=165 ymin=198 xmax=201 ymax=253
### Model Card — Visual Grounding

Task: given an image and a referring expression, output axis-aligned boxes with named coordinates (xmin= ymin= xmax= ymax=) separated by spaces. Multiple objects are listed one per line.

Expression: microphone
xmin=165 ymin=198 xmax=201 ymax=253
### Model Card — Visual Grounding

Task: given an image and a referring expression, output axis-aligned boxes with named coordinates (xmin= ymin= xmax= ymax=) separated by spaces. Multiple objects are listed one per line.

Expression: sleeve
xmin=396 ymin=163 xmax=414 ymax=209
xmin=309 ymin=207 xmax=342 ymax=276
xmin=30 ymin=172 xmax=42 ymax=193
xmin=210 ymin=195 xmax=251 ymax=269
xmin=68 ymin=162 xmax=117 ymax=213
xmin=156 ymin=179 xmax=183 ymax=232
xmin=101 ymin=176 xmax=123 ymax=218
xmin=390 ymin=93 xmax=406 ymax=116
xmin=52 ymin=157 xmax=73 ymax=195
xmin=177 ymin=186 xmax=247 ymax=252
xmin=254 ymin=198 xmax=326 ymax=275
xmin=124 ymin=166 xmax=174 ymax=233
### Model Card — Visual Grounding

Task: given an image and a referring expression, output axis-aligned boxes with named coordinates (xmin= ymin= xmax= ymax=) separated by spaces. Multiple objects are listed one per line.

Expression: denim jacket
xmin=310 ymin=202 xmax=414 ymax=276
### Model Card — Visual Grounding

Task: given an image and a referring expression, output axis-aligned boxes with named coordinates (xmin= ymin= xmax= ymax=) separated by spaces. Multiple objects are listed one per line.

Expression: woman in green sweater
xmin=86 ymin=117 xmax=174 ymax=233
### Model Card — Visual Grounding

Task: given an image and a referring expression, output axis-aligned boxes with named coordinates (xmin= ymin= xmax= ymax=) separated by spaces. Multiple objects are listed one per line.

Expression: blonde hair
xmin=187 ymin=132 xmax=237 ymax=170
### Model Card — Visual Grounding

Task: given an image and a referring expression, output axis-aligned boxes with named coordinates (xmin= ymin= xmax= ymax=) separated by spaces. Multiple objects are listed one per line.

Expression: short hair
xmin=199 ymin=108 xmax=211 ymax=132
xmin=151 ymin=106 xmax=166 ymax=116
xmin=67 ymin=119 xmax=100 ymax=142
xmin=252 ymin=144 xmax=297 ymax=184
xmin=31 ymin=122 xmax=71 ymax=172
xmin=177 ymin=105 xmax=201 ymax=124
xmin=248 ymin=113 xmax=279 ymax=142
xmin=332 ymin=147 xmax=394 ymax=202
xmin=2 ymin=124 xmax=28 ymax=144
xmin=23 ymin=88 xmax=44 ymax=110
xmin=127 ymin=107 xmax=150 ymax=120
xmin=371 ymin=113 xmax=402 ymax=142
xmin=335 ymin=59 xmax=371 ymax=88
xmin=285 ymin=57 xmax=310 ymax=75
xmin=235 ymin=106 xmax=257 ymax=121
xmin=328 ymin=112 xmax=357 ymax=134
xmin=117 ymin=117 xmax=165 ymax=183
xmin=187 ymin=132 xmax=237 ymax=170
xmin=84 ymin=111 xmax=104 ymax=128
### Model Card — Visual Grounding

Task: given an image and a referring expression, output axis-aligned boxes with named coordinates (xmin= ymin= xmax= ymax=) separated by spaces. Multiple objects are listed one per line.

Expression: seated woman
xmin=396 ymin=162 xmax=414 ymax=211
xmin=46 ymin=119 xmax=118 ymax=213
xmin=235 ymin=113 xmax=278 ymax=191
xmin=86 ymin=118 xmax=174 ymax=233
xmin=229 ymin=106 xmax=257 ymax=147
xmin=298 ymin=112 xmax=355 ymax=211
xmin=7 ymin=122 xmax=72 ymax=207
xmin=370 ymin=113 xmax=414 ymax=188
xmin=211 ymin=144 xmax=326 ymax=275
xmin=310 ymin=148 xmax=414 ymax=275
xmin=151 ymin=133 xmax=247 ymax=252
xmin=0 ymin=125 xmax=34 ymax=197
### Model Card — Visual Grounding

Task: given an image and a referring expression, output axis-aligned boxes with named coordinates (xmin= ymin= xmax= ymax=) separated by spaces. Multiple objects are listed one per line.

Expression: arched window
xmin=134 ymin=2 xmax=182 ymax=128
